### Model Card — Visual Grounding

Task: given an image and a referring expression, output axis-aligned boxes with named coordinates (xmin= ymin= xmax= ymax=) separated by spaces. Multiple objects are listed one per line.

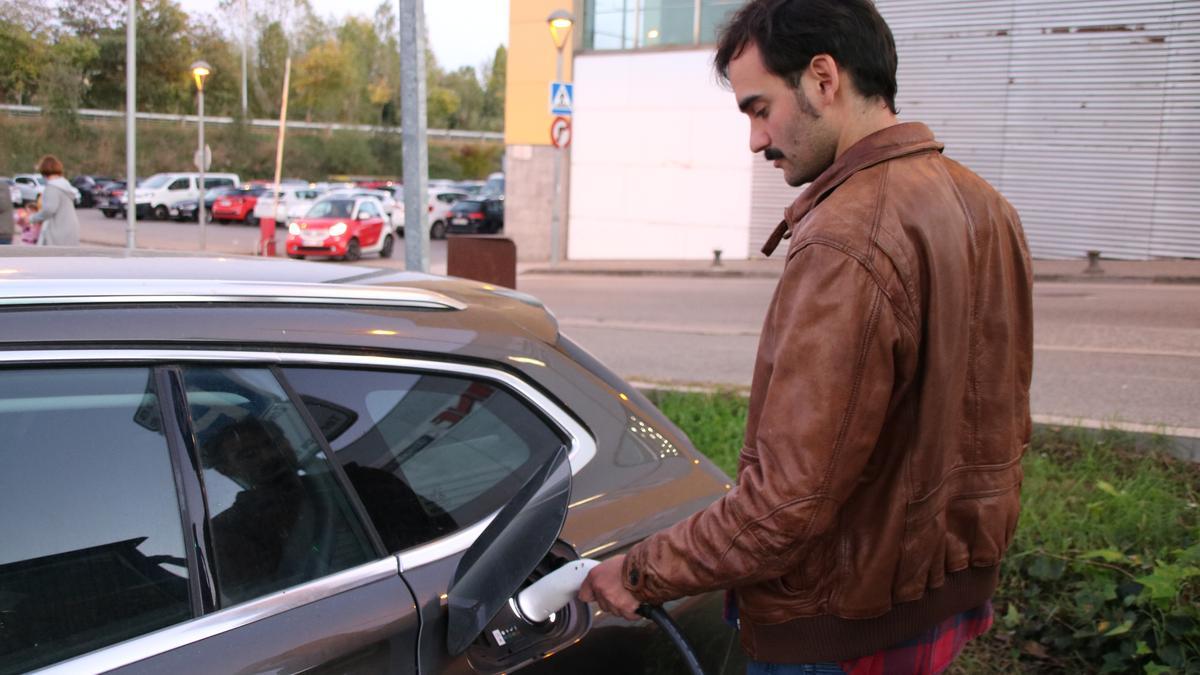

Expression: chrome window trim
xmin=9 ymin=348 xmax=597 ymax=670
xmin=31 ymin=558 xmax=400 ymax=675
xmin=0 ymin=279 xmax=467 ymax=311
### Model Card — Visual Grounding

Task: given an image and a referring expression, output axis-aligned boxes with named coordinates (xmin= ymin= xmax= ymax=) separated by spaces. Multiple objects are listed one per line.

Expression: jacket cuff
xmin=621 ymin=542 xmax=663 ymax=604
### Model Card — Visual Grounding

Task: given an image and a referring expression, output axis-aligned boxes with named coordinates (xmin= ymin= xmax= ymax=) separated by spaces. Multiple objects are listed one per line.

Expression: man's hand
xmin=577 ymin=554 xmax=641 ymax=621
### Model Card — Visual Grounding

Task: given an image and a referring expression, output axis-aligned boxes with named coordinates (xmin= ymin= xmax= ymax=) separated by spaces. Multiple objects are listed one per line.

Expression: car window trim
xmin=269 ymin=363 xmax=389 ymax=559
xmin=155 ymin=366 xmax=219 ymax=615
xmin=31 ymin=557 xmax=400 ymax=675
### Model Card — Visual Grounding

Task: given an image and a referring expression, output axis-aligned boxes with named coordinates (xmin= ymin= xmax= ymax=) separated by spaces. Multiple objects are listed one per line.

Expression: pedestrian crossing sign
xmin=550 ymin=82 xmax=574 ymax=116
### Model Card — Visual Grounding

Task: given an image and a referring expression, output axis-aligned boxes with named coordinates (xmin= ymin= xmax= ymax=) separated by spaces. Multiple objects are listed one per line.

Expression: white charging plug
xmin=514 ymin=558 xmax=601 ymax=623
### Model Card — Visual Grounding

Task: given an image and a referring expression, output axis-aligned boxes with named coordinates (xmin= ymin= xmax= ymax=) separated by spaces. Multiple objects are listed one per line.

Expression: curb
xmin=523 ymin=267 xmax=1200 ymax=284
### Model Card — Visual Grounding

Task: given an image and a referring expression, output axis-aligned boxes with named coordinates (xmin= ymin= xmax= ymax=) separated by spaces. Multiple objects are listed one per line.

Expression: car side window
xmin=281 ymin=367 xmax=567 ymax=553
xmin=168 ymin=178 xmax=189 ymax=190
xmin=180 ymin=367 xmax=376 ymax=607
xmin=0 ymin=368 xmax=192 ymax=673
xmin=358 ymin=202 xmax=380 ymax=219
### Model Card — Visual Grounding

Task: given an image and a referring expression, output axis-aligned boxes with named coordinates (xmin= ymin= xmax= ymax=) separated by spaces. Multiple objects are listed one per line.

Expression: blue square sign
xmin=550 ymin=82 xmax=574 ymax=116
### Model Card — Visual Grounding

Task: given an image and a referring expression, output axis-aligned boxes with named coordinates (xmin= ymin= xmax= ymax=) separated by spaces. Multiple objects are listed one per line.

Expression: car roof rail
xmin=0 ymin=279 xmax=467 ymax=310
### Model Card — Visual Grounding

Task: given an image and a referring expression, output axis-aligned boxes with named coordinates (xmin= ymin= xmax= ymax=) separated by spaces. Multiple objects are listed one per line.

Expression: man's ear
xmin=807 ymin=54 xmax=841 ymax=105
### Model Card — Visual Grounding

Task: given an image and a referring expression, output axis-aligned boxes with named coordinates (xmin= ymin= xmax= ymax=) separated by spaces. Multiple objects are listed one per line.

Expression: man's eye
xmin=755 ymin=108 xmax=768 ymax=119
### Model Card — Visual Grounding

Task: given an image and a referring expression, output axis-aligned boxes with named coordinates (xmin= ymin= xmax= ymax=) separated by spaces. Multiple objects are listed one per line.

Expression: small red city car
xmin=286 ymin=196 xmax=395 ymax=261
xmin=212 ymin=186 xmax=268 ymax=225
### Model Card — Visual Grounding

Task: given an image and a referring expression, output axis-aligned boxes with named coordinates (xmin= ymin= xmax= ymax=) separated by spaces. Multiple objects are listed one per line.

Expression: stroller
xmin=15 ymin=204 xmax=41 ymax=245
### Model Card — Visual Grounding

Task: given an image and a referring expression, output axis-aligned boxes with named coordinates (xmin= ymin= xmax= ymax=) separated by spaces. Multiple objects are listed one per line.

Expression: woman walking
xmin=30 ymin=155 xmax=80 ymax=246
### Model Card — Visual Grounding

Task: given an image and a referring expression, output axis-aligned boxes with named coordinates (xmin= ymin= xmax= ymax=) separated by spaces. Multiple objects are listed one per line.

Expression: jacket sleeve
xmin=30 ymin=188 xmax=59 ymax=224
xmin=622 ymin=243 xmax=904 ymax=604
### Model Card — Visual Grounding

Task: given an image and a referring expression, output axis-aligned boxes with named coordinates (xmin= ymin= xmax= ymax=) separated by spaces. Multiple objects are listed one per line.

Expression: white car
xmin=12 ymin=174 xmax=44 ymax=205
xmin=2 ymin=179 xmax=20 ymax=206
xmin=124 ymin=172 xmax=240 ymax=220
xmin=253 ymin=186 xmax=324 ymax=224
xmin=427 ymin=189 xmax=469 ymax=240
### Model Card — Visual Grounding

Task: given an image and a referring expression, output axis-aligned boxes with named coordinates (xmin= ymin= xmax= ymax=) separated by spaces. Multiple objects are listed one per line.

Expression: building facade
xmin=505 ymin=1 xmax=1200 ymax=261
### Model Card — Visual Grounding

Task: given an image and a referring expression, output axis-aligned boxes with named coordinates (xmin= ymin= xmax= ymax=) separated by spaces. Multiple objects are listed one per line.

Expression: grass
xmin=644 ymin=389 xmax=1200 ymax=673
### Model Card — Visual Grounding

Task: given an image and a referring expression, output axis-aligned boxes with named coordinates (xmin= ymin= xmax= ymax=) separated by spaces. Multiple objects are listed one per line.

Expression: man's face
xmin=729 ymin=43 xmax=837 ymax=187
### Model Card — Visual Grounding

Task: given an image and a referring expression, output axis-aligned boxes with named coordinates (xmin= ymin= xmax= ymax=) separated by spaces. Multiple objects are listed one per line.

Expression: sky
xmin=178 ymin=0 xmax=510 ymax=72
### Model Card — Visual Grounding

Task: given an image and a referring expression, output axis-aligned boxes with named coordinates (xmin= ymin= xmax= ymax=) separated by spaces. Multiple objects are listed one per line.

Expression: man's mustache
xmin=764 ymin=148 xmax=784 ymax=161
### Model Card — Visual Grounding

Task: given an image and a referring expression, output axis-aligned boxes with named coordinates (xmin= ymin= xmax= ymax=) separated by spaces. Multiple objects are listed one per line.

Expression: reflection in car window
xmin=306 ymin=199 xmax=354 ymax=219
xmin=282 ymin=368 xmax=566 ymax=552
xmin=0 ymin=368 xmax=191 ymax=673
xmin=181 ymin=367 xmax=374 ymax=607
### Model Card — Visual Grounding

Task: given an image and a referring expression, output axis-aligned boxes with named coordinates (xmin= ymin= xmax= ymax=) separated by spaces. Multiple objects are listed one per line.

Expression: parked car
xmin=170 ymin=187 xmax=239 ymax=222
xmin=0 ymin=249 xmax=739 ymax=674
xmin=11 ymin=174 xmax=44 ymax=205
xmin=446 ymin=197 xmax=504 ymax=236
xmin=286 ymin=196 xmax=395 ymax=261
xmin=1 ymin=178 xmax=20 ymax=206
xmin=70 ymin=175 xmax=114 ymax=208
xmin=253 ymin=185 xmax=324 ymax=225
xmin=482 ymin=171 xmax=505 ymax=198
xmin=98 ymin=181 xmax=129 ymax=218
xmin=125 ymin=172 xmax=240 ymax=220
xmin=452 ymin=180 xmax=486 ymax=196
xmin=426 ymin=189 xmax=470 ymax=240
xmin=212 ymin=186 xmax=270 ymax=225
xmin=323 ymin=188 xmax=400 ymax=230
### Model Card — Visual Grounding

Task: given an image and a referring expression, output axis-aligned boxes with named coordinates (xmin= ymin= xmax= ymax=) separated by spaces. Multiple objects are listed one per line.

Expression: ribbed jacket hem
xmin=740 ymin=565 xmax=1000 ymax=662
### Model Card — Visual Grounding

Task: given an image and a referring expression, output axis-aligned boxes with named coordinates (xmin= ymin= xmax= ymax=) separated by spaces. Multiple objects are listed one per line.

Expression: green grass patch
xmin=645 ymin=389 xmax=1200 ymax=673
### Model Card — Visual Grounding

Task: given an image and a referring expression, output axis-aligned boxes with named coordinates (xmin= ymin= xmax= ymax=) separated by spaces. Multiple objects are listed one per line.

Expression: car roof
xmin=0 ymin=249 xmax=559 ymax=352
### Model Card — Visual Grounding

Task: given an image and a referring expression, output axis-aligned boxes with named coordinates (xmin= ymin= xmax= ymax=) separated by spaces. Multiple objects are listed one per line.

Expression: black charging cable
xmin=636 ymin=603 xmax=706 ymax=675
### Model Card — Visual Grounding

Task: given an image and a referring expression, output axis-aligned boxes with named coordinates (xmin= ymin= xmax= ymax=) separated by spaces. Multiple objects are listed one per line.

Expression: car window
xmin=205 ymin=178 xmax=232 ymax=189
xmin=357 ymin=201 xmax=380 ymax=218
xmin=281 ymin=367 xmax=567 ymax=553
xmin=452 ymin=201 xmax=483 ymax=213
xmin=307 ymin=200 xmax=354 ymax=219
xmin=0 ymin=367 xmax=192 ymax=673
xmin=180 ymin=367 xmax=375 ymax=607
xmin=168 ymin=178 xmax=190 ymax=190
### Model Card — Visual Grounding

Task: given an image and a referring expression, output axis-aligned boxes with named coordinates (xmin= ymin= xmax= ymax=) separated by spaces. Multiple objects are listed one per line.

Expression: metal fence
xmin=0 ymin=104 xmax=504 ymax=143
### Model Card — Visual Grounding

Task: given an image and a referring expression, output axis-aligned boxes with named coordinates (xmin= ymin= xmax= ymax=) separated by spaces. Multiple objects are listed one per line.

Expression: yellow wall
xmin=505 ymin=1 xmax=576 ymax=146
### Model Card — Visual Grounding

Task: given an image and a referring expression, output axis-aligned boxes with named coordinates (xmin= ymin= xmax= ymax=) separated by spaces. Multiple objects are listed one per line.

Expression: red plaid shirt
xmin=839 ymin=601 xmax=994 ymax=675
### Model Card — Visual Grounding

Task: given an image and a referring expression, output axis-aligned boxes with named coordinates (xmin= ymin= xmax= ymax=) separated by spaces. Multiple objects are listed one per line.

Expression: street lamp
xmin=546 ymin=10 xmax=574 ymax=266
xmin=190 ymin=60 xmax=211 ymax=251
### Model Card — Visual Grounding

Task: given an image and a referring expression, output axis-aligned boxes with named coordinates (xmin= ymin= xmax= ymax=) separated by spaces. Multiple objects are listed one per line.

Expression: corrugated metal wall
xmin=747 ymin=1 xmax=1199 ymax=259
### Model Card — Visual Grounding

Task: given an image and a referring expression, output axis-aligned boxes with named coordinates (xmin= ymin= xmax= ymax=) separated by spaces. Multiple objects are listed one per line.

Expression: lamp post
xmin=190 ymin=60 xmax=211 ymax=251
xmin=547 ymin=10 xmax=574 ymax=266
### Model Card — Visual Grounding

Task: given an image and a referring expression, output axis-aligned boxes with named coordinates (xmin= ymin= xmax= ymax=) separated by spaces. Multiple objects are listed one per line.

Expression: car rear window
xmin=451 ymin=201 xmax=483 ymax=213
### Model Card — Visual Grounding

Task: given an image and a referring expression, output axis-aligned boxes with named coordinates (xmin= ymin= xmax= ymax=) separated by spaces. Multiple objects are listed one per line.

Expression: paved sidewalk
xmin=521 ymin=257 xmax=1200 ymax=284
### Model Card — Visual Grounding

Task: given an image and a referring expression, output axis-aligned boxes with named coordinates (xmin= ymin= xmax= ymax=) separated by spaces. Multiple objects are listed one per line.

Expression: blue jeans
xmin=747 ymin=661 xmax=845 ymax=674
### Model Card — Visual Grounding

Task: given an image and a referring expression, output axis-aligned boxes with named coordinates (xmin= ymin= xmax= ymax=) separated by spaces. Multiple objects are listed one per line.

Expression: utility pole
xmin=399 ymin=0 xmax=429 ymax=272
xmin=241 ymin=0 xmax=248 ymax=117
xmin=125 ymin=0 xmax=136 ymax=250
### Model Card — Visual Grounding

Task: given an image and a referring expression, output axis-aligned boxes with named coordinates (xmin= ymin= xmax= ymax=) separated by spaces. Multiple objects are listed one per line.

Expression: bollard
xmin=448 ymin=236 xmax=517 ymax=289
xmin=259 ymin=217 xmax=277 ymax=256
xmin=712 ymin=249 xmax=723 ymax=267
xmin=1085 ymin=250 xmax=1104 ymax=275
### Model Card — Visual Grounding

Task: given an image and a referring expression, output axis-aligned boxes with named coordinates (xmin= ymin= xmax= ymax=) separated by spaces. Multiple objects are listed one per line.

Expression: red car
xmin=286 ymin=196 xmax=395 ymax=261
xmin=212 ymin=186 xmax=268 ymax=225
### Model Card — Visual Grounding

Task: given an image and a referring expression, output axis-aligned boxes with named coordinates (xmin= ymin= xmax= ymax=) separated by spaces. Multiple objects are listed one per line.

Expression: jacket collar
xmin=761 ymin=122 xmax=944 ymax=256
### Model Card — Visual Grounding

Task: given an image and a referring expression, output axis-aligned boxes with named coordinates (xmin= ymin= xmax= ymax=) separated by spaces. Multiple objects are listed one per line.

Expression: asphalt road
xmin=519 ymin=275 xmax=1200 ymax=433
xmin=71 ymin=209 xmax=1200 ymax=433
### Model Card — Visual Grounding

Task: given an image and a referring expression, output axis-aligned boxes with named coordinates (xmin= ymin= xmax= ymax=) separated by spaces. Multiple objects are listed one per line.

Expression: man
xmin=579 ymin=1 xmax=1033 ymax=672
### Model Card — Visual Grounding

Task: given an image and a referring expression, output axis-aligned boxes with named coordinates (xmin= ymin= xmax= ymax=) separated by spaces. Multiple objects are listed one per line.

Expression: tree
xmin=0 ymin=19 xmax=45 ymax=104
xmin=292 ymin=38 xmax=353 ymax=122
xmin=480 ymin=45 xmax=506 ymax=131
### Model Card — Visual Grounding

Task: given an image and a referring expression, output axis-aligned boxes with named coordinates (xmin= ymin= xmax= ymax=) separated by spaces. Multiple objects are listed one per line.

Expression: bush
xmin=643 ymin=390 xmax=1200 ymax=673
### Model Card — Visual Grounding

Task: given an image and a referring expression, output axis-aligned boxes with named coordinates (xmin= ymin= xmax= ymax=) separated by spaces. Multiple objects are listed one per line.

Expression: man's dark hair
xmin=714 ymin=0 xmax=899 ymax=114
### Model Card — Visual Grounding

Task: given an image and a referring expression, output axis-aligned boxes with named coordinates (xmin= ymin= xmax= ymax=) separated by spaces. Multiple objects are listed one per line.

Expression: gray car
xmin=0 ymin=249 xmax=742 ymax=675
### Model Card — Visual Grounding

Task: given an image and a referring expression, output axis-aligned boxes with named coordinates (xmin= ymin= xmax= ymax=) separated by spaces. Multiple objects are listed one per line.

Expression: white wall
xmin=567 ymin=49 xmax=753 ymax=260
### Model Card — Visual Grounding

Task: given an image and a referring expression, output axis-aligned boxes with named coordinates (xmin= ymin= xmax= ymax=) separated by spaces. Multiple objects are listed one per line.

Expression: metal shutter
xmin=748 ymin=158 xmax=804 ymax=257
xmin=876 ymin=0 xmax=1200 ymax=259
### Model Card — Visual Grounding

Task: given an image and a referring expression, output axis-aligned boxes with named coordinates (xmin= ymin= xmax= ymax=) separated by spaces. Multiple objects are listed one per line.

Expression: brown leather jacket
xmin=623 ymin=123 xmax=1033 ymax=662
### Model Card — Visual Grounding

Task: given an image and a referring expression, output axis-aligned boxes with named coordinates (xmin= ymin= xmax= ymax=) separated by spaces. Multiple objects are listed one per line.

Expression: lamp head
xmin=547 ymin=10 xmax=575 ymax=50
xmin=190 ymin=60 xmax=212 ymax=91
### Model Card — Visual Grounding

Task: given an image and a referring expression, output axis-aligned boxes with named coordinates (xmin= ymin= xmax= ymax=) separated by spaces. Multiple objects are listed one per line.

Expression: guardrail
xmin=0 ymin=104 xmax=504 ymax=142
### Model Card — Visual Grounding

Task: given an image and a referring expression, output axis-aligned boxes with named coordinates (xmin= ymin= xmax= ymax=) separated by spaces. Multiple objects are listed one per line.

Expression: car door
xmin=353 ymin=201 xmax=384 ymax=247
xmin=280 ymin=362 xmax=597 ymax=675
xmin=0 ymin=361 xmax=420 ymax=675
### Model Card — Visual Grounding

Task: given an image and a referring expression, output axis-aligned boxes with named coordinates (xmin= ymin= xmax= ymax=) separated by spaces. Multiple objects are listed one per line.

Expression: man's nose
xmin=749 ymin=125 xmax=769 ymax=154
